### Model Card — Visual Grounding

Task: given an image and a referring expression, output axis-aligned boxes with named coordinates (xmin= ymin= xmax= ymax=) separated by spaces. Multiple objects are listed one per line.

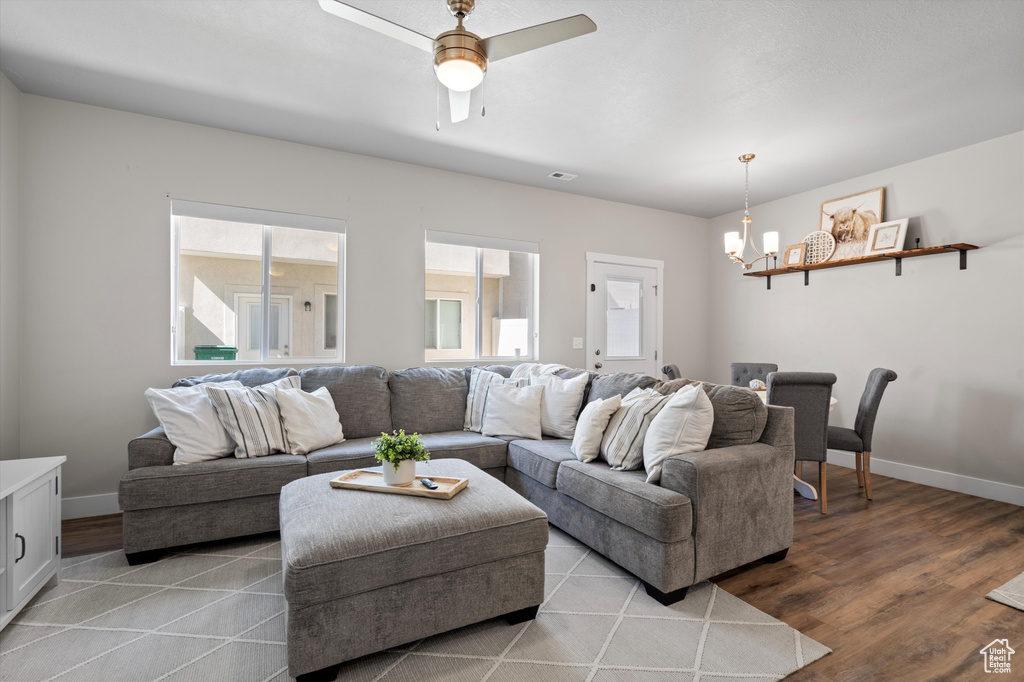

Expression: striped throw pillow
xmin=600 ymin=388 xmax=672 ymax=470
xmin=464 ymin=368 xmax=528 ymax=433
xmin=204 ymin=375 xmax=301 ymax=458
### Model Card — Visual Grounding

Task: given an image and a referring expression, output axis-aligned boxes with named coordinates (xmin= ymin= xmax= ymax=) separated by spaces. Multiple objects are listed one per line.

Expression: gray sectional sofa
xmin=119 ymin=364 xmax=795 ymax=603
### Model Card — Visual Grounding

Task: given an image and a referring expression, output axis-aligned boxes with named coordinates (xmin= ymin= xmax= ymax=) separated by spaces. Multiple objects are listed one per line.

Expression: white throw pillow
xmin=643 ymin=385 xmax=715 ymax=483
xmin=204 ymin=376 xmax=301 ymax=458
xmin=534 ymin=372 xmax=589 ymax=439
xmin=145 ymin=381 xmax=244 ymax=465
xmin=464 ymin=368 xmax=528 ymax=433
xmin=600 ymin=388 xmax=672 ymax=470
xmin=277 ymin=386 xmax=346 ymax=455
xmin=570 ymin=395 xmax=622 ymax=463
xmin=480 ymin=383 xmax=544 ymax=440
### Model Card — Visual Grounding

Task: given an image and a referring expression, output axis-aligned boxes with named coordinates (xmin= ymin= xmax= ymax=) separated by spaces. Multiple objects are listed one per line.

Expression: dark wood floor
xmin=63 ymin=466 xmax=1023 ymax=680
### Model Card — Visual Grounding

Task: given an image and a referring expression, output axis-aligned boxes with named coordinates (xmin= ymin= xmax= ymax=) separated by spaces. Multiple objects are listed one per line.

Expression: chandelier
xmin=724 ymin=154 xmax=778 ymax=269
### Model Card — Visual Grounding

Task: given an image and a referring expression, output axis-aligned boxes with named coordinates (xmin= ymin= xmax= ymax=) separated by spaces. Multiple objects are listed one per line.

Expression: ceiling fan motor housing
xmin=434 ymin=29 xmax=488 ymax=76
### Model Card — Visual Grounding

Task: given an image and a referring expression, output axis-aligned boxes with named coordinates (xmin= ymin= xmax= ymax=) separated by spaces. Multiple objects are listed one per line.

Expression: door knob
xmin=595 ymin=349 xmax=601 ymax=355
xmin=595 ymin=362 xmax=603 ymax=369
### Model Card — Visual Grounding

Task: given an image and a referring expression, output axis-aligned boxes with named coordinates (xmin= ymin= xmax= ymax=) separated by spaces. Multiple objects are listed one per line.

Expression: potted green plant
xmin=374 ymin=430 xmax=431 ymax=486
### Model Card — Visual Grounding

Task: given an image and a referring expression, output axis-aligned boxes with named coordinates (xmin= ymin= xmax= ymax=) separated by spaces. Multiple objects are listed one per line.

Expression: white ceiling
xmin=1 ymin=0 xmax=1022 ymax=218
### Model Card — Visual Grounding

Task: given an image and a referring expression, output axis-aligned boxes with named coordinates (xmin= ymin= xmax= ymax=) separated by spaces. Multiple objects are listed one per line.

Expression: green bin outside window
xmin=193 ymin=345 xmax=238 ymax=361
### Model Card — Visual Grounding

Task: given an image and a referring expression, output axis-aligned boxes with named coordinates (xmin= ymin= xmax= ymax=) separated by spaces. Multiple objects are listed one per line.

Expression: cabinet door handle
xmin=15 ymin=533 xmax=26 ymax=563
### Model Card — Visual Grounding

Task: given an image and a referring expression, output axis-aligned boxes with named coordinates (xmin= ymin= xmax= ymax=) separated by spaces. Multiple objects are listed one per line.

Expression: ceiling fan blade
xmin=318 ymin=0 xmax=437 ymax=53
xmin=448 ymin=88 xmax=471 ymax=123
xmin=479 ymin=14 xmax=596 ymax=62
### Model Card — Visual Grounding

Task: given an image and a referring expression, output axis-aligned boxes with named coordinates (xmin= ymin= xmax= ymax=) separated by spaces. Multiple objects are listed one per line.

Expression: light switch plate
xmin=572 ymin=337 xmax=583 ymax=349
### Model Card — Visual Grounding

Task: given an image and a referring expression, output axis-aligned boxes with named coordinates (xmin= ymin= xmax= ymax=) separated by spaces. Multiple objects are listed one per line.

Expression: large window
xmin=424 ymin=231 xmax=539 ymax=362
xmin=171 ymin=200 xmax=346 ymax=364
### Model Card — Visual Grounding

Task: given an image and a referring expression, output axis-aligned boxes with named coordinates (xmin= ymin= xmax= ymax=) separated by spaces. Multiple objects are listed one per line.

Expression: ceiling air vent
xmin=548 ymin=171 xmax=577 ymax=181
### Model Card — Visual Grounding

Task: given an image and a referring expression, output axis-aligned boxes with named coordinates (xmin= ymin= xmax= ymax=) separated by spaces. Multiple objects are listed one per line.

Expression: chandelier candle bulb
xmin=763 ymin=232 xmax=779 ymax=255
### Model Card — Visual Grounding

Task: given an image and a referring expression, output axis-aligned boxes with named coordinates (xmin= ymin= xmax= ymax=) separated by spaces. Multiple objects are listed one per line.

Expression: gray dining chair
xmin=661 ymin=364 xmax=682 ymax=380
xmin=827 ymin=368 xmax=898 ymax=501
xmin=731 ymin=362 xmax=779 ymax=387
xmin=767 ymin=371 xmax=837 ymax=514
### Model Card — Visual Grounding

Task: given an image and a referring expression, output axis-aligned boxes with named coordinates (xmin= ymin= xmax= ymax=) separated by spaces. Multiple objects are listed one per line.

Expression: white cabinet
xmin=1 ymin=456 xmax=65 ymax=631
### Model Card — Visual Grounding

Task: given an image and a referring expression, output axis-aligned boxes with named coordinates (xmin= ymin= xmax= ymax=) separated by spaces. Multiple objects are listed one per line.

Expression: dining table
xmin=753 ymin=388 xmax=836 ymax=501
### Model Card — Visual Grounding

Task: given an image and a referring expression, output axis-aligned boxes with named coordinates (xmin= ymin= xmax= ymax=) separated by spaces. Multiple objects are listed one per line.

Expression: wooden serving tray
xmin=329 ymin=469 xmax=469 ymax=500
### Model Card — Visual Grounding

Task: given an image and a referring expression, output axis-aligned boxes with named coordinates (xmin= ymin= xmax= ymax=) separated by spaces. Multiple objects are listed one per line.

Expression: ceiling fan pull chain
xmin=481 ymin=79 xmax=486 ymax=117
xmin=436 ymin=79 xmax=441 ymax=131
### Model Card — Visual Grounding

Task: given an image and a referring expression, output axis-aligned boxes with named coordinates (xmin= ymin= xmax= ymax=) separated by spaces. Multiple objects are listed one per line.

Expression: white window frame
xmin=424 ymin=230 xmax=539 ymax=362
xmin=170 ymin=199 xmax=347 ymax=365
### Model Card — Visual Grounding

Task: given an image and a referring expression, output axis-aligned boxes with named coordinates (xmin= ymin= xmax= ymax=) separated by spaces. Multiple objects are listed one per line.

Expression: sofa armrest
xmin=760 ymin=405 xmax=795 ymax=446
xmin=660 ymin=406 xmax=794 ymax=582
xmin=128 ymin=427 xmax=175 ymax=469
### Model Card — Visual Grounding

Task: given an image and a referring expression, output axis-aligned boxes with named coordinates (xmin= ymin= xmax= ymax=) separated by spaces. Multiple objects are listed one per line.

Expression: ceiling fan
xmin=318 ymin=0 xmax=597 ymax=124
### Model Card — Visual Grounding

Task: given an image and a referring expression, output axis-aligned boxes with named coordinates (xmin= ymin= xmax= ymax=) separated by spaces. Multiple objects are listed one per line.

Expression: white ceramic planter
xmin=382 ymin=459 xmax=416 ymax=486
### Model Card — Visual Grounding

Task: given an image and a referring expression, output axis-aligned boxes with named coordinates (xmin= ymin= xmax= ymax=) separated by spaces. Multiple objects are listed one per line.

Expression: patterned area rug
xmin=0 ymin=527 xmax=829 ymax=681
xmin=988 ymin=572 xmax=1024 ymax=611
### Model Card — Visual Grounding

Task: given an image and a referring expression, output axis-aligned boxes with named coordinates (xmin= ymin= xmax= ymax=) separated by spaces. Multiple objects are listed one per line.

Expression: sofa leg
xmin=505 ymin=604 xmax=539 ymax=625
xmin=296 ymin=663 xmax=342 ymax=682
xmin=764 ymin=547 xmax=789 ymax=563
xmin=124 ymin=550 xmax=163 ymax=566
xmin=642 ymin=582 xmax=689 ymax=606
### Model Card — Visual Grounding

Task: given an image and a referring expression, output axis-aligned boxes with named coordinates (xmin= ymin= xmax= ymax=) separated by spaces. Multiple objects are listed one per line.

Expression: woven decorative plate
xmin=803 ymin=230 xmax=836 ymax=264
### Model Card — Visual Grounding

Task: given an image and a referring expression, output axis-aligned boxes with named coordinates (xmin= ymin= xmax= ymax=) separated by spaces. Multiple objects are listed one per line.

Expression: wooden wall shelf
xmin=743 ymin=243 xmax=978 ymax=289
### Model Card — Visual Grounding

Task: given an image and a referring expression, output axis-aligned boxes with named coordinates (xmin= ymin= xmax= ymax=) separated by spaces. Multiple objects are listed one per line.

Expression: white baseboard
xmin=827 ymin=450 xmax=1024 ymax=507
xmin=62 ymin=492 xmax=120 ymax=519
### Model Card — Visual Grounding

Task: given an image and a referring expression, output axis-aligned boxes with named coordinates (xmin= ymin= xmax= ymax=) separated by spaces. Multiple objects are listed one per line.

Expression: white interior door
xmin=236 ymin=295 xmax=292 ymax=360
xmin=586 ymin=254 xmax=663 ymax=377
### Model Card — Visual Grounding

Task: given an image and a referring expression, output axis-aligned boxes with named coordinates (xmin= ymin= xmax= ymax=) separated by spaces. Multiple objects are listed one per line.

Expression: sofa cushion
xmin=418 ymin=431 xmax=509 ymax=470
xmin=656 ymin=379 xmax=768 ymax=448
xmin=467 ymin=365 xmax=514 ymax=379
xmin=556 ymin=460 xmax=693 ymax=543
xmin=534 ymin=372 xmax=589 ymax=439
xmin=507 ymin=439 xmax=576 ymax=489
xmin=586 ymin=372 xmax=659 ymax=405
xmin=205 ymin=376 xmax=301 ymax=459
xmin=306 ymin=437 xmax=379 ymax=476
xmin=173 ymin=367 xmax=298 ymax=388
xmin=389 ymin=367 xmax=468 ymax=434
xmin=306 ymin=432 xmax=509 ymax=476
xmin=571 ymin=395 xmax=621 ymax=463
xmin=145 ymin=381 xmax=244 ymax=465
xmin=119 ymin=454 xmax=306 ymax=511
xmin=299 ymin=366 xmax=392 ymax=439
xmin=481 ymin=384 xmax=544 ymax=440
xmin=555 ymin=368 xmax=594 ymax=416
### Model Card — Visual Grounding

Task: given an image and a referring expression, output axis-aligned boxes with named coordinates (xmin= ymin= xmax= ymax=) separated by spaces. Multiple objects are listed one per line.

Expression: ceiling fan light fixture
xmin=435 ymin=58 xmax=484 ymax=91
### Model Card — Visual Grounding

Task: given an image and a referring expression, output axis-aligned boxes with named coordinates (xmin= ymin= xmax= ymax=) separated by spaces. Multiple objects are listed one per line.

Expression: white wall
xmin=0 ymin=73 xmax=22 ymax=461
xmin=16 ymin=94 xmax=710 ymax=502
xmin=708 ymin=132 xmax=1024 ymax=498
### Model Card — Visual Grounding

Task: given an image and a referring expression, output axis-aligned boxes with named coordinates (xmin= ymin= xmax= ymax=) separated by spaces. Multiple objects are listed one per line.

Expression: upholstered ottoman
xmin=279 ymin=458 xmax=548 ymax=680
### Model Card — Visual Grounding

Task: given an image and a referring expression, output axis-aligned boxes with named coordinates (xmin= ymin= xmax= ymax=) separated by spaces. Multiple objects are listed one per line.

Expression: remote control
xmin=420 ymin=478 xmax=438 ymax=490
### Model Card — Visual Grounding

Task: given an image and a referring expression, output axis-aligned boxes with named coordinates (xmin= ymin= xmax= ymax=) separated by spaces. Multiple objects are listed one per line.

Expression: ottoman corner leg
xmin=505 ymin=604 xmax=540 ymax=625
xmin=296 ymin=663 xmax=342 ymax=682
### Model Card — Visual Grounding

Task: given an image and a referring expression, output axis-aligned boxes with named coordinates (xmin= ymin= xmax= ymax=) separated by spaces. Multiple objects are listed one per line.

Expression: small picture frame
xmin=783 ymin=243 xmax=807 ymax=268
xmin=865 ymin=219 xmax=909 ymax=255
